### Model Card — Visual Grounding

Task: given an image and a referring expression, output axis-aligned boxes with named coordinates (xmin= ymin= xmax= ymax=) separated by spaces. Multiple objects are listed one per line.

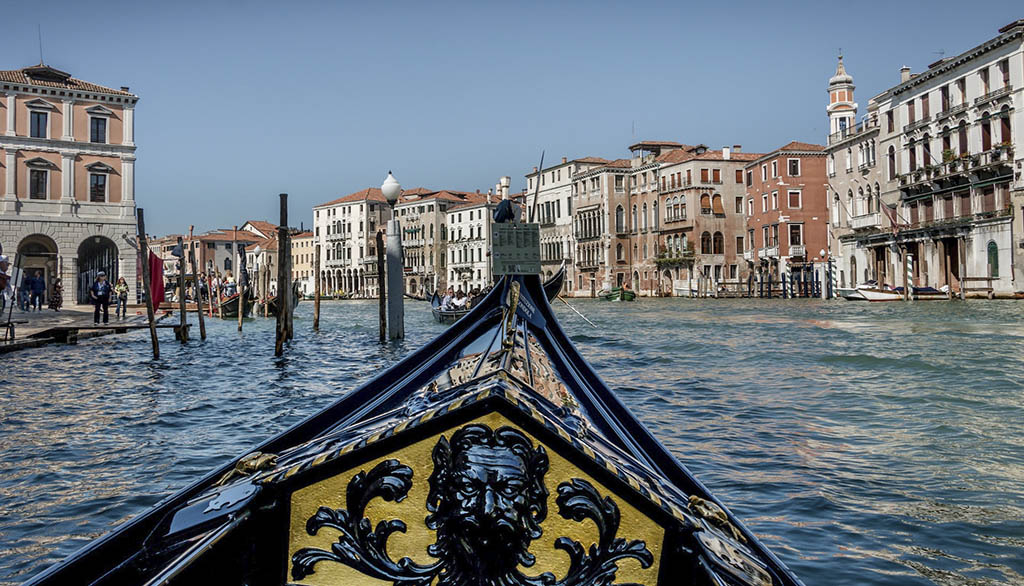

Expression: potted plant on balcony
xmin=942 ymin=149 xmax=955 ymax=163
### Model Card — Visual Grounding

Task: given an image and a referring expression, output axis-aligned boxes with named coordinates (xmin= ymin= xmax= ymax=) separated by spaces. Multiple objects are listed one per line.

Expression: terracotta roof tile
xmin=0 ymin=65 xmax=136 ymax=97
xmin=573 ymin=156 xmax=611 ymax=164
xmin=316 ymin=187 xmax=389 ymax=207
xmin=245 ymin=237 xmax=278 ymax=252
xmin=776 ymin=141 xmax=826 ymax=152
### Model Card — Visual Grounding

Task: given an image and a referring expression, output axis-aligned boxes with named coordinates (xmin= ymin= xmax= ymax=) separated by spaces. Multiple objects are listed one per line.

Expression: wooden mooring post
xmin=136 ymin=209 xmax=160 ymax=358
xmin=377 ymin=230 xmax=386 ymax=344
xmin=313 ymin=244 xmax=321 ymax=332
xmin=235 ymin=226 xmax=244 ymax=332
xmin=175 ymin=236 xmax=189 ymax=343
xmin=188 ymin=226 xmax=207 ymax=340
xmin=275 ymin=193 xmax=292 ymax=356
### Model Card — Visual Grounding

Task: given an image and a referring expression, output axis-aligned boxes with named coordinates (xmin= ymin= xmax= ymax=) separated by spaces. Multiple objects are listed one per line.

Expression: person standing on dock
xmin=114 ymin=277 xmax=129 ymax=319
xmin=49 ymin=278 xmax=63 ymax=312
xmin=28 ymin=270 xmax=46 ymax=311
xmin=90 ymin=271 xmax=112 ymax=325
xmin=0 ymin=255 xmax=10 ymax=313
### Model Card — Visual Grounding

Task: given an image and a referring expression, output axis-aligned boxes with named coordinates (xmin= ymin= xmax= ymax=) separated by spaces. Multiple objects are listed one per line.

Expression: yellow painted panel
xmin=288 ymin=412 xmax=664 ymax=585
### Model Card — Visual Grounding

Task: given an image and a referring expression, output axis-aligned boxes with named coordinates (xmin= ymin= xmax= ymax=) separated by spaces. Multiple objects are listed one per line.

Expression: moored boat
xmin=844 ymin=283 xmax=951 ymax=302
xmin=217 ymin=292 xmax=255 ymax=318
xmin=430 ymin=291 xmax=474 ymax=324
xmin=26 ymin=272 xmax=802 ymax=586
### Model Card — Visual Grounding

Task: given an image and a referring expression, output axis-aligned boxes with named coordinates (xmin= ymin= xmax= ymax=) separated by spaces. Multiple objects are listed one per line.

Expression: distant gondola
xmin=26 ymin=277 xmax=801 ymax=586
xmin=431 ymin=266 xmax=565 ymax=325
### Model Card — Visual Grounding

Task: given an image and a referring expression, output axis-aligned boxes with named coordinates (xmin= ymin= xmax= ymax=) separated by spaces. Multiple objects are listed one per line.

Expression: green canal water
xmin=1 ymin=298 xmax=1022 ymax=585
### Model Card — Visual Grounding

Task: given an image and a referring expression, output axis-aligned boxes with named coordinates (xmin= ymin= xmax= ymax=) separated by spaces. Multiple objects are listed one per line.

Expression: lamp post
xmin=381 ymin=171 xmax=404 ymax=339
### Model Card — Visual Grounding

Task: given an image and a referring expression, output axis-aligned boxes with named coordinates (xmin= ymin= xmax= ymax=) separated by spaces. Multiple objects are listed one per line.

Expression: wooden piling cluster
xmin=275 ymin=193 xmax=294 ymax=357
xmin=135 ymin=209 xmax=160 ymax=358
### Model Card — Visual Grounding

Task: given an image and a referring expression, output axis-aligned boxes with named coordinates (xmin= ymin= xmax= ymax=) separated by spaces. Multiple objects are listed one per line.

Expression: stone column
xmin=5 ymin=94 xmax=15 ymax=136
xmin=120 ymin=155 xmax=135 ymax=218
xmin=122 ymin=104 xmax=135 ymax=146
xmin=3 ymin=149 xmax=15 ymax=213
xmin=61 ymin=152 xmax=75 ymax=216
xmin=61 ymin=99 xmax=74 ymax=141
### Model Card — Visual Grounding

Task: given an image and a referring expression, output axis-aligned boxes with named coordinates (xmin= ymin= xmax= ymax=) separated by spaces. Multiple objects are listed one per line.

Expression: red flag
xmin=149 ymin=251 xmax=165 ymax=306
xmin=881 ymin=204 xmax=901 ymax=234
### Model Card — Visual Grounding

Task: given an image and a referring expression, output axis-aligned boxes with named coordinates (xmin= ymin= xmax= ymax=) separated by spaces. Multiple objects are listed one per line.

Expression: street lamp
xmin=381 ymin=171 xmax=404 ymax=339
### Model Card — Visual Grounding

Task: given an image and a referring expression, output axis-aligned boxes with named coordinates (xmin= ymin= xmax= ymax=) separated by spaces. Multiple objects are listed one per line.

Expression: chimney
xmin=476 ymin=189 xmax=480 ymax=194
xmin=501 ymin=176 xmax=511 ymax=199
xmin=900 ymin=66 xmax=911 ymax=83
xmin=732 ymin=145 xmax=741 ymax=152
xmin=722 ymin=147 xmax=731 ymax=160
xmin=561 ymin=157 xmax=567 ymax=164
xmin=533 ymin=166 xmax=538 ymax=173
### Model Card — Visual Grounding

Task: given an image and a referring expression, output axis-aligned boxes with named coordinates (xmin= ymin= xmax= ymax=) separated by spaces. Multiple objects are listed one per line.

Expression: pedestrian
xmin=0 ymin=255 xmax=10 ymax=313
xmin=113 ymin=276 xmax=129 ymax=319
xmin=90 ymin=271 xmax=112 ymax=325
xmin=28 ymin=270 xmax=46 ymax=311
xmin=19 ymin=273 xmax=30 ymax=311
xmin=49 ymin=277 xmax=63 ymax=311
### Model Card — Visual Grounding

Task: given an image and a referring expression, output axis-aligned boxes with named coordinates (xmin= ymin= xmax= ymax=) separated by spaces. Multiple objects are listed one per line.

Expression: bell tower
xmin=827 ymin=55 xmax=857 ymax=136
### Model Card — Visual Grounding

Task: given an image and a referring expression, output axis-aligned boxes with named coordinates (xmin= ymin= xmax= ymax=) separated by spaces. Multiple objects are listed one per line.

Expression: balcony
xmin=742 ymin=250 xmax=752 ymax=261
xmin=974 ymin=85 xmax=1012 ymax=106
xmin=935 ymin=103 xmax=968 ymax=121
xmin=325 ymin=257 xmax=347 ymax=268
xmin=325 ymin=231 xmax=347 ymax=242
xmin=899 ymin=145 xmax=1014 ymax=188
xmin=850 ymin=213 xmax=880 ymax=230
xmin=827 ymin=118 xmax=879 ymax=146
xmin=903 ymin=115 xmax=932 ymax=134
xmin=760 ymin=246 xmax=779 ymax=258
xmin=789 ymin=244 xmax=806 ymax=257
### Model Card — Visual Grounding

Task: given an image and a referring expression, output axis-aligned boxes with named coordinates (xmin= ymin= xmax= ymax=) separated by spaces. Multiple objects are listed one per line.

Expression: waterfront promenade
xmin=0 ymin=298 xmax=1021 ymax=585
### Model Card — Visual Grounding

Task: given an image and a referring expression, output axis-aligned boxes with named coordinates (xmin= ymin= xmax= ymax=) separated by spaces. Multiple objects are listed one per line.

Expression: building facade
xmin=838 ymin=20 xmax=1023 ymax=296
xmin=570 ymin=157 xmax=631 ymax=295
xmin=1 ymin=64 xmax=138 ymax=304
xmin=291 ymin=231 xmax=314 ymax=295
xmin=395 ymin=189 xmax=467 ymax=296
xmin=313 ymin=188 xmax=390 ymax=297
xmin=445 ymin=198 xmax=494 ymax=293
xmin=744 ymin=142 xmax=829 ymax=284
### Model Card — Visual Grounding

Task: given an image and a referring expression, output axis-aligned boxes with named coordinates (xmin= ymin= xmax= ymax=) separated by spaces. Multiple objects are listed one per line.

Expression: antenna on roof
xmin=528 ymin=150 xmax=544 ymax=223
xmin=37 ymin=24 xmax=44 ymax=65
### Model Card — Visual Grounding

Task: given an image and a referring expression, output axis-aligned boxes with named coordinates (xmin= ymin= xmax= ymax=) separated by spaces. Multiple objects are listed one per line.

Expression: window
xmin=940 ymin=85 xmax=950 ymax=111
xmin=980 ymin=68 xmax=990 ymax=94
xmin=981 ymin=112 xmax=992 ymax=151
xmin=958 ymin=120 xmax=968 ymax=155
xmin=747 ymin=198 xmax=753 ymax=216
xmin=907 ymin=100 xmax=915 ymax=124
xmin=771 ymin=191 xmax=778 ymax=210
xmin=999 ymin=59 xmax=1010 ymax=88
xmin=614 ymin=176 xmax=624 ymax=192
xmin=29 ymin=169 xmax=46 ymax=199
xmin=909 ymin=139 xmax=917 ymax=171
xmin=615 ymin=205 xmax=625 ymax=233
xmin=90 ymin=117 xmax=107 ymax=143
xmin=957 ymin=77 xmax=967 ymax=105
xmin=761 ymin=193 xmax=768 ymax=212
xmin=700 ymin=168 xmax=709 ymax=183
xmin=616 ymin=243 xmax=623 ymax=261
xmin=920 ymin=95 xmax=929 ymax=119
xmin=887 ymin=111 xmax=894 ymax=133
xmin=735 ymin=169 xmax=743 ymax=183
xmin=788 ymin=190 xmax=801 ymax=208
xmin=712 ymin=232 xmax=724 ymax=254
xmin=700 ymin=231 xmax=712 ymax=254
xmin=745 ymin=170 xmax=752 ymax=186
xmin=631 ymin=205 xmax=638 ymax=232
xmin=987 ymin=241 xmax=999 ymax=278
xmin=700 ymin=194 xmax=711 ymax=214
xmin=771 ymin=161 xmax=778 ymax=178
xmin=761 ymin=165 xmax=767 ymax=181
xmin=787 ymin=159 xmax=800 ymax=176
xmin=90 ymin=174 xmax=107 ymax=202
xmin=789 ymin=224 xmax=803 ymax=246
xmin=30 ymin=111 xmax=47 ymax=138
xmin=712 ymin=169 xmax=721 ymax=183
xmin=712 ymin=194 xmax=724 ymax=215
xmin=686 ymin=169 xmax=691 ymax=184
xmin=1001 ymin=106 xmax=1012 ymax=144
xmin=735 ymin=197 xmax=743 ymax=214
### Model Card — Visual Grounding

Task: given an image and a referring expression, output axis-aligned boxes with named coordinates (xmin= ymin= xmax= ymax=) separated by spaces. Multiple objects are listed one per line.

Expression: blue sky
xmin=4 ymin=1 xmax=1020 ymax=235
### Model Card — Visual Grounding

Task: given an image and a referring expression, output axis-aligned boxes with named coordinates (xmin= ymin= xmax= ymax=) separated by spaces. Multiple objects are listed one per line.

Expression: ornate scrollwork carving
xmin=290 ymin=425 xmax=653 ymax=585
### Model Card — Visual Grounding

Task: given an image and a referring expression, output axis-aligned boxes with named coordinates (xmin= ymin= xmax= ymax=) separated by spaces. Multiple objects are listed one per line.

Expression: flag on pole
xmin=149 ymin=251 xmax=165 ymax=306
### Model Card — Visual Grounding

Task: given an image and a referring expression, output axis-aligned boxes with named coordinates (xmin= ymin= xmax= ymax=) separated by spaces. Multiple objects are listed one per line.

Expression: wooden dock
xmin=1 ymin=308 xmax=188 ymax=354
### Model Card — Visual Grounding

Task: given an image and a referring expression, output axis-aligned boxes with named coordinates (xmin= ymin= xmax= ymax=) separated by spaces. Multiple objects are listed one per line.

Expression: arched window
xmin=888 ymin=145 xmax=897 ymax=180
xmin=922 ymin=133 xmax=931 ymax=166
xmin=958 ymin=120 xmax=968 ymax=155
xmin=700 ymin=231 xmax=712 ymax=254
xmin=1000 ymin=105 xmax=1012 ymax=144
xmin=988 ymin=241 xmax=999 ymax=278
xmin=908 ymin=139 xmax=917 ymax=171
xmin=631 ymin=205 xmax=638 ymax=232
xmin=633 ymin=244 xmax=638 ymax=260
xmin=653 ymin=202 xmax=658 ymax=229
xmin=700 ymin=194 xmax=711 ymax=214
xmin=615 ymin=205 xmax=625 ymax=233
xmin=865 ymin=184 xmax=873 ymax=214
xmin=712 ymin=231 xmax=724 ymax=254
xmin=858 ymin=187 xmax=864 ymax=216
xmin=874 ymin=183 xmax=880 ymax=213
xmin=441 ymin=224 xmax=447 ymax=241
xmin=711 ymin=194 xmax=724 ymax=215
xmin=832 ymin=193 xmax=841 ymax=226
xmin=616 ymin=243 xmax=623 ymax=260
xmin=671 ymin=197 xmax=679 ymax=219
xmin=981 ymin=112 xmax=992 ymax=151
xmin=942 ymin=125 xmax=952 ymax=155
xmin=224 ymin=257 xmax=232 ymax=270
xmin=642 ymin=203 xmax=648 ymax=230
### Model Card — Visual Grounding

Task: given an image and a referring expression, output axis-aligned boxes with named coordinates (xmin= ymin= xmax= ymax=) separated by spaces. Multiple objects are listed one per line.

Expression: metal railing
xmin=850 ymin=213 xmax=880 ymax=230
xmin=974 ymin=85 xmax=1012 ymax=106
